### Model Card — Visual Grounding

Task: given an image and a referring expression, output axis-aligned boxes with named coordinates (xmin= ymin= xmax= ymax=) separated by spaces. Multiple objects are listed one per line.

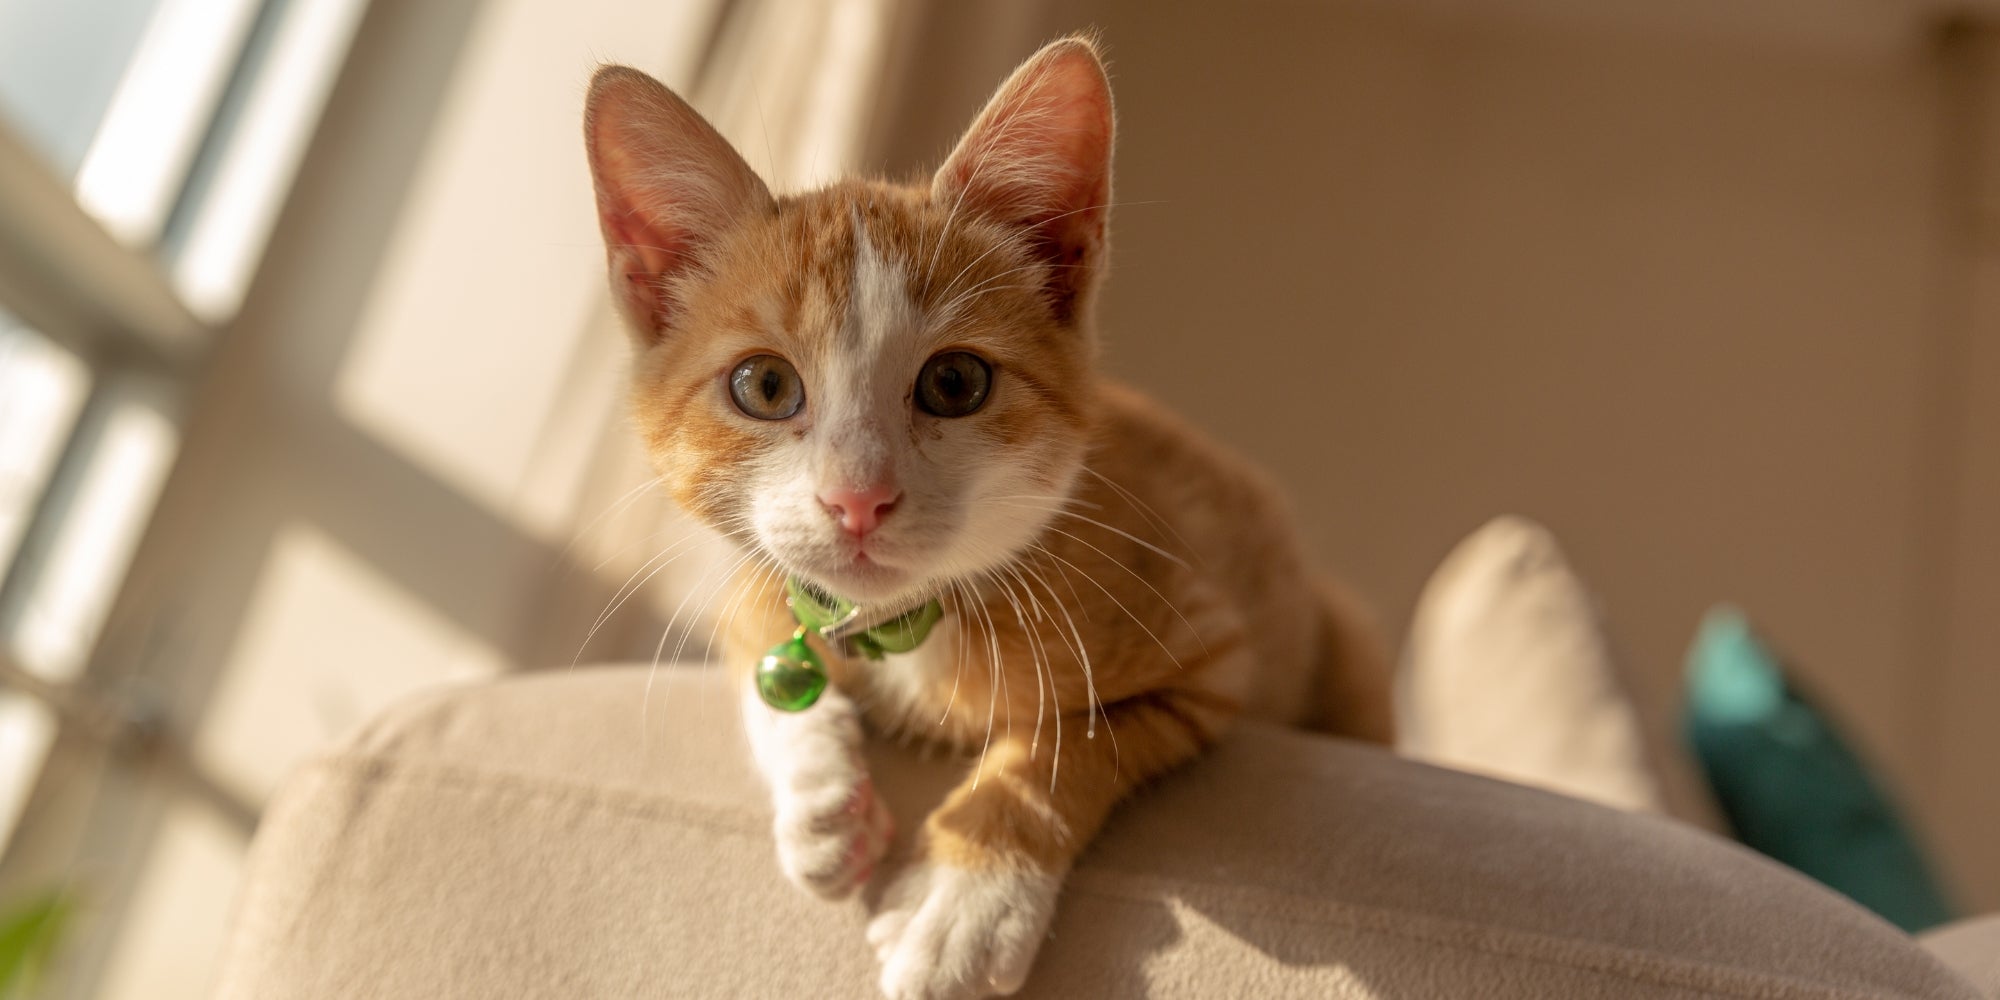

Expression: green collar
xmin=785 ymin=578 xmax=943 ymax=660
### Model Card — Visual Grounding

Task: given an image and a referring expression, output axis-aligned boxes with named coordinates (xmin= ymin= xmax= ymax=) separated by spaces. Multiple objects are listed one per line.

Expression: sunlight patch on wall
xmin=93 ymin=794 xmax=246 ymax=1000
xmin=330 ymin=0 xmax=719 ymax=543
xmin=193 ymin=520 xmax=504 ymax=806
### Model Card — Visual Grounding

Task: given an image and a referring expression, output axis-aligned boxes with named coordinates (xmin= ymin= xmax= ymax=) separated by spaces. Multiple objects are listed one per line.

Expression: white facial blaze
xmin=748 ymin=206 xmax=1081 ymax=609
xmin=849 ymin=213 xmax=921 ymax=358
xmin=818 ymin=214 xmax=919 ymax=491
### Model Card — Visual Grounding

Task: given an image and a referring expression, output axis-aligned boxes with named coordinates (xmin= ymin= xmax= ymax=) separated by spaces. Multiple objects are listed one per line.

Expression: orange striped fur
xmin=585 ymin=35 xmax=1390 ymax=1000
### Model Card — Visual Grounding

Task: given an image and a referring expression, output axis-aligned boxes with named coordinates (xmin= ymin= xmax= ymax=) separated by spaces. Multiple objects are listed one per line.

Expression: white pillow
xmin=1400 ymin=515 xmax=1678 ymax=815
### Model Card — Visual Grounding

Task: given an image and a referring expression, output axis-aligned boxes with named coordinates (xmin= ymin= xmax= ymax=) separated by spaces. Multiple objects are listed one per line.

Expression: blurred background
xmin=0 ymin=0 xmax=1996 ymax=994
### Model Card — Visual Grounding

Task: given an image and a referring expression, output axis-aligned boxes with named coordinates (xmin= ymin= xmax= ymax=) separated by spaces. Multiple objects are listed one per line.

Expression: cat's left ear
xmin=934 ymin=35 xmax=1114 ymax=325
xmin=585 ymin=66 xmax=773 ymax=343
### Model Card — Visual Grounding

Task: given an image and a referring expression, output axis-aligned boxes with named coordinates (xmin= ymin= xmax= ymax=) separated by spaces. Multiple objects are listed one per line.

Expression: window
xmin=0 ymin=317 xmax=89 ymax=845
xmin=0 ymin=0 xmax=368 ymax=987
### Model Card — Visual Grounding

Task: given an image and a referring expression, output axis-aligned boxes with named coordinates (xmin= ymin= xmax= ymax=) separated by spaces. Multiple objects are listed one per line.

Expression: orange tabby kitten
xmin=583 ymin=36 xmax=1392 ymax=1000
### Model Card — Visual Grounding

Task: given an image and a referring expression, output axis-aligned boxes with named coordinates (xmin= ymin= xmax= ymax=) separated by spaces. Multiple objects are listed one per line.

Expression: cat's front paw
xmin=773 ymin=770 xmax=893 ymax=899
xmin=865 ymin=859 xmax=1060 ymax=1000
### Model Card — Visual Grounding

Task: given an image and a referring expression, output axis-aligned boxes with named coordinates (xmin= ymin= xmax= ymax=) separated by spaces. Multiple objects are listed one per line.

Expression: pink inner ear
xmin=598 ymin=187 xmax=687 ymax=329
xmin=942 ymin=92 xmax=1112 ymax=231
xmin=583 ymin=65 xmax=773 ymax=341
xmin=934 ymin=41 xmax=1114 ymax=322
xmin=587 ymin=96 xmax=696 ymax=336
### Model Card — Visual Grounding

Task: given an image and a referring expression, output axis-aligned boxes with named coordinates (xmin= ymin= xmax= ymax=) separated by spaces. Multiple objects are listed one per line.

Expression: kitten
xmin=583 ymin=35 xmax=1392 ymax=1000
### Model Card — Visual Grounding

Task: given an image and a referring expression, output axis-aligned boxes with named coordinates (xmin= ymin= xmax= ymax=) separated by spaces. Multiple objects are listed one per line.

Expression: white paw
xmin=743 ymin=684 xmax=889 ymax=898
xmin=866 ymin=860 xmax=1060 ymax=1000
xmin=773 ymin=769 xmax=893 ymax=899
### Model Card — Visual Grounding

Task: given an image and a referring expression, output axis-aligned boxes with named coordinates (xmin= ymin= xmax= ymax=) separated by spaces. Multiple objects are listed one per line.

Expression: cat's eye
xmin=730 ymin=354 xmax=805 ymax=420
xmin=914 ymin=351 xmax=992 ymax=418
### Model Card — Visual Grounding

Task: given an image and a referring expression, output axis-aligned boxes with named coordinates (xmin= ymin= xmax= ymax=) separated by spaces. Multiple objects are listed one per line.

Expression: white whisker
xmin=1025 ymin=546 xmax=1102 ymax=742
xmin=1038 ymin=524 xmax=1205 ymax=656
xmin=998 ymin=563 xmax=1057 ymax=769
xmin=644 ymin=545 xmax=759 ymax=738
xmin=1081 ymin=466 xmax=1200 ymax=565
xmin=571 ymin=529 xmax=705 ymax=671
xmin=1035 ymin=507 xmax=1192 ymax=572
xmin=557 ymin=476 xmax=662 ymax=567
xmin=1034 ymin=542 xmax=1184 ymax=671
xmin=939 ymin=580 xmax=971 ymax=727
xmin=972 ymin=580 xmax=1006 ymax=789
xmin=981 ymin=567 xmax=1038 ymax=756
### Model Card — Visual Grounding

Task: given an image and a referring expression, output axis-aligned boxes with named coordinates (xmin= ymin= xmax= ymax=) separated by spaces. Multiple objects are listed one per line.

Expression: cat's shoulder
xmin=1091 ymin=378 xmax=1230 ymax=456
xmin=1087 ymin=378 xmax=1283 ymax=498
xmin=1093 ymin=378 xmax=1190 ymax=436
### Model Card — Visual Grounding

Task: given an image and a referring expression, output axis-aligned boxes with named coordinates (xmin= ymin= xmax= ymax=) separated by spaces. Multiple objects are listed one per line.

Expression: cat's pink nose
xmin=819 ymin=483 xmax=900 ymax=537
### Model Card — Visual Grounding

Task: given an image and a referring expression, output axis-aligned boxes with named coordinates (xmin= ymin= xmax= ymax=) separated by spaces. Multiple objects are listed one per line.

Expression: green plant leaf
xmin=0 ymin=891 xmax=74 ymax=999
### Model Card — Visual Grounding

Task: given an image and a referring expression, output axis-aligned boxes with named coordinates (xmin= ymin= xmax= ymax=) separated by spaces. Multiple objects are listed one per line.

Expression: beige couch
xmin=213 ymin=520 xmax=1999 ymax=997
xmin=212 ymin=662 xmax=1996 ymax=999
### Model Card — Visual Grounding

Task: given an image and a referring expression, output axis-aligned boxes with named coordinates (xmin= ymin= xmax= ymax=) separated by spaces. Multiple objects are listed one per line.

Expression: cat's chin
xmin=797 ymin=558 xmax=920 ymax=608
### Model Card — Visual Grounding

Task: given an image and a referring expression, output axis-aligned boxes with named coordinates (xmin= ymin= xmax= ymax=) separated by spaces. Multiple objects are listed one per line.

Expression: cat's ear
xmin=584 ymin=66 xmax=773 ymax=343
xmin=934 ymin=36 xmax=1114 ymax=325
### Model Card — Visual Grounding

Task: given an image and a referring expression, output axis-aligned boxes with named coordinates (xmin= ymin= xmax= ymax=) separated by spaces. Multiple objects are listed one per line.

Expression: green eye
xmin=729 ymin=355 xmax=805 ymax=420
xmin=915 ymin=351 xmax=992 ymax=418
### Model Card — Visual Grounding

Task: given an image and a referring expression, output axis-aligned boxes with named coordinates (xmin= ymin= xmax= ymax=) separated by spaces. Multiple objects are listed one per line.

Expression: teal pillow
xmin=1683 ymin=608 xmax=1955 ymax=932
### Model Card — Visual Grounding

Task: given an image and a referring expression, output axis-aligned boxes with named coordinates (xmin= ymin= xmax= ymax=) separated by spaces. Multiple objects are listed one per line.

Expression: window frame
xmin=0 ymin=0 xmax=372 ymax=855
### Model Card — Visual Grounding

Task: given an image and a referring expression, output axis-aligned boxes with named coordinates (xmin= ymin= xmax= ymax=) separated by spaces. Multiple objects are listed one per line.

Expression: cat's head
xmin=582 ymin=38 xmax=1114 ymax=609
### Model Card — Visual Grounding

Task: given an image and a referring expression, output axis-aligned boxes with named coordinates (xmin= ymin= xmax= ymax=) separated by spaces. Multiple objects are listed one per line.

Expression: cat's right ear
xmin=584 ymin=66 xmax=772 ymax=344
xmin=933 ymin=36 xmax=1114 ymax=327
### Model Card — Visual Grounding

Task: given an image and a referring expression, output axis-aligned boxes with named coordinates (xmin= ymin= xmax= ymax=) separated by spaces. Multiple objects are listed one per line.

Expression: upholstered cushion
xmin=213 ymin=665 xmax=1981 ymax=999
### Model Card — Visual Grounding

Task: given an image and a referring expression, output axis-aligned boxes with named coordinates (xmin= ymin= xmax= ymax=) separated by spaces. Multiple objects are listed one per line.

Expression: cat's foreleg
xmin=867 ymin=685 xmax=1236 ymax=999
xmin=741 ymin=678 xmax=895 ymax=899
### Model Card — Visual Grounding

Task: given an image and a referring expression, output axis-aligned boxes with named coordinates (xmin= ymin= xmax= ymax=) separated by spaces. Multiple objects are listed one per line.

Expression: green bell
xmin=756 ymin=630 xmax=827 ymax=712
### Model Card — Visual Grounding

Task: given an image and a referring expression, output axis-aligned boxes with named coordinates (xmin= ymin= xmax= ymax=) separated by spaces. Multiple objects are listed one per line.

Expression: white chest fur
xmin=855 ymin=611 xmax=973 ymax=735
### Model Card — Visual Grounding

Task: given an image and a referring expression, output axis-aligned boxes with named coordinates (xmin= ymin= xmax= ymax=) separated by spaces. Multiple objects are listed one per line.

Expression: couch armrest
xmin=214 ymin=666 xmax=1981 ymax=999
